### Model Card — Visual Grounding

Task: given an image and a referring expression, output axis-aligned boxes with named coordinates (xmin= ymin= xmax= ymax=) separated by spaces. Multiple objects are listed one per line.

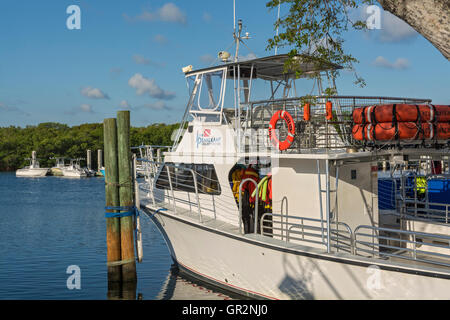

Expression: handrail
xmin=354 ymin=224 xmax=450 ymax=268
xmin=402 ymin=199 xmax=450 ymax=224
xmin=259 ymin=212 xmax=354 ymax=253
xmin=249 ymin=95 xmax=431 ymax=106
xmin=136 ymin=158 xmax=203 ymax=223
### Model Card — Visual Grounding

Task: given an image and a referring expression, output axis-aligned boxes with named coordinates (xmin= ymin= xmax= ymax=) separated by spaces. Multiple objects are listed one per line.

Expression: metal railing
xmin=402 ymin=199 xmax=450 ymax=224
xmin=245 ymin=95 xmax=432 ymax=151
xmin=259 ymin=213 xmax=354 ymax=254
xmin=379 ymin=172 xmax=450 ymax=225
xmin=138 ymin=159 xmax=204 ymax=222
xmin=354 ymin=225 xmax=450 ymax=268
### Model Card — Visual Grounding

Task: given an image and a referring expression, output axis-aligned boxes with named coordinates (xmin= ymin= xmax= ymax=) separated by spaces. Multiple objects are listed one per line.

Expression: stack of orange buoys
xmin=351 ymin=104 xmax=450 ymax=142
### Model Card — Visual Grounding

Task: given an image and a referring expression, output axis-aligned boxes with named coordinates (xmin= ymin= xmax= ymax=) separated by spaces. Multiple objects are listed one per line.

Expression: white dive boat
xmin=16 ymin=151 xmax=49 ymax=177
xmin=62 ymin=159 xmax=87 ymax=178
xmin=132 ymin=19 xmax=450 ymax=299
xmin=50 ymin=157 xmax=66 ymax=176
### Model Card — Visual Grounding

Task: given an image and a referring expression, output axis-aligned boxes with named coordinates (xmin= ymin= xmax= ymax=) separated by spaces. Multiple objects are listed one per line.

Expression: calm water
xmin=0 ymin=172 xmax=235 ymax=300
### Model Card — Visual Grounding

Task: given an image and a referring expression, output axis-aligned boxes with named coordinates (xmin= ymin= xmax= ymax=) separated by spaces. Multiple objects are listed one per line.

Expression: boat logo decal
xmin=196 ymin=128 xmax=222 ymax=148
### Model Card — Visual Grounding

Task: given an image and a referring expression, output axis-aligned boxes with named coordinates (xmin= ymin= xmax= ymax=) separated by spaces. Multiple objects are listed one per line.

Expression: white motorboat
xmin=131 ymin=9 xmax=450 ymax=300
xmin=16 ymin=151 xmax=49 ymax=177
xmin=49 ymin=157 xmax=66 ymax=176
xmin=62 ymin=159 xmax=87 ymax=178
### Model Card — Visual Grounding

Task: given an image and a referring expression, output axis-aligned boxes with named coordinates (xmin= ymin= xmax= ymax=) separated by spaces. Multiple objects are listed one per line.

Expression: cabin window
xmin=155 ymin=163 xmax=221 ymax=195
xmin=196 ymin=70 xmax=226 ymax=111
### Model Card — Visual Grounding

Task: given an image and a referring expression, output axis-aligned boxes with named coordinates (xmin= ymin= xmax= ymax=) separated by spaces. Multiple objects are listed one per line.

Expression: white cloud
xmin=158 ymin=3 xmax=186 ymax=24
xmin=373 ymin=56 xmax=410 ymax=70
xmin=380 ymin=11 xmax=417 ymax=43
xmin=81 ymin=86 xmax=109 ymax=99
xmin=124 ymin=3 xmax=187 ymax=24
xmin=128 ymin=73 xmax=175 ymax=100
xmin=359 ymin=5 xmax=417 ymax=43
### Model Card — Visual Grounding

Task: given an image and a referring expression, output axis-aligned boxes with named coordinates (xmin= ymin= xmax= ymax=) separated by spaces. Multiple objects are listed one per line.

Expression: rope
xmin=106 ymin=258 xmax=136 ymax=267
xmin=105 ymin=205 xmax=137 ymax=218
xmin=104 ymin=177 xmax=133 ymax=188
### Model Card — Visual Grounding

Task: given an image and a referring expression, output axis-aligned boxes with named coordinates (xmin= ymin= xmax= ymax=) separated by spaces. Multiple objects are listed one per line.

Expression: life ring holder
xmin=268 ymin=110 xmax=296 ymax=151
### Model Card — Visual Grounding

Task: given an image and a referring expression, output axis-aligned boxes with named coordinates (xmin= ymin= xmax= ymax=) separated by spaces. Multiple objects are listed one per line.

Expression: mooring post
xmin=133 ymin=153 xmax=143 ymax=263
xmin=103 ymin=118 xmax=122 ymax=285
xmin=87 ymin=149 xmax=92 ymax=171
xmin=97 ymin=149 xmax=103 ymax=172
xmin=117 ymin=110 xmax=137 ymax=284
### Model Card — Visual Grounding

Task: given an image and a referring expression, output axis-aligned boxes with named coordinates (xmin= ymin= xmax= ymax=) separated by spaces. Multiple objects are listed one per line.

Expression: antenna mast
xmin=232 ymin=0 xmax=250 ymax=62
xmin=275 ymin=2 xmax=281 ymax=55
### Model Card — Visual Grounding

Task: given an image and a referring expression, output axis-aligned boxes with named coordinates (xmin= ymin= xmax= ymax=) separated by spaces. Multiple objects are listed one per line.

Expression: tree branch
xmin=377 ymin=0 xmax=450 ymax=60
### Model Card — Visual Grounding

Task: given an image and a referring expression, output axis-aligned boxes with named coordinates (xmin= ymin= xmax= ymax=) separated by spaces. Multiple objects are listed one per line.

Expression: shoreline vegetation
xmin=0 ymin=122 xmax=180 ymax=171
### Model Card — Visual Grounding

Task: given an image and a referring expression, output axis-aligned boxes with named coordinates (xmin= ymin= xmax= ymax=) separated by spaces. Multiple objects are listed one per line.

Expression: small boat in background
xmin=16 ymin=151 xmax=49 ymax=177
xmin=49 ymin=157 xmax=66 ymax=176
xmin=62 ymin=159 xmax=87 ymax=178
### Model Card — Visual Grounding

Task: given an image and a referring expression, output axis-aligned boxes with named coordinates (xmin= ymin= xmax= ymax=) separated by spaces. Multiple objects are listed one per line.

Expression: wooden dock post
xmin=117 ymin=110 xmax=137 ymax=284
xmin=87 ymin=149 xmax=92 ymax=171
xmin=103 ymin=118 xmax=122 ymax=285
xmin=97 ymin=149 xmax=103 ymax=172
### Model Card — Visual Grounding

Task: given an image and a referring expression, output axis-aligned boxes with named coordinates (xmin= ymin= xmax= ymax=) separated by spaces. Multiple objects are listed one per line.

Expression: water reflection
xmin=157 ymin=264 xmax=246 ymax=300
xmin=107 ymin=281 xmax=138 ymax=300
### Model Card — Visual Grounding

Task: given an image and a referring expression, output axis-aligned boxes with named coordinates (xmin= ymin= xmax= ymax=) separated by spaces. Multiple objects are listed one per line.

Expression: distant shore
xmin=0 ymin=122 xmax=179 ymax=171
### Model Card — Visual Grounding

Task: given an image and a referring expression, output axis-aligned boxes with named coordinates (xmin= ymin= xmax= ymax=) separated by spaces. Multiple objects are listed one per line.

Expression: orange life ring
xmin=269 ymin=110 xmax=295 ymax=151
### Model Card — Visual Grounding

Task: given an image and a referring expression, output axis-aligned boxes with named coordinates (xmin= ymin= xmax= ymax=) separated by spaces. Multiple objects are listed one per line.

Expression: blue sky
xmin=0 ymin=1 xmax=449 ymax=127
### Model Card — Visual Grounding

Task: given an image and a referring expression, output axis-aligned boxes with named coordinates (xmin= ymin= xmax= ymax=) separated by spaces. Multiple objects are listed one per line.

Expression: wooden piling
xmin=97 ymin=149 xmax=103 ymax=171
xmin=103 ymin=118 xmax=122 ymax=283
xmin=117 ymin=111 xmax=137 ymax=283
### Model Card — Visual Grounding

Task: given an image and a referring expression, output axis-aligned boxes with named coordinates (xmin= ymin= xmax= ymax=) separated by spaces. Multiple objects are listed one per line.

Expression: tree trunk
xmin=377 ymin=0 xmax=450 ymax=60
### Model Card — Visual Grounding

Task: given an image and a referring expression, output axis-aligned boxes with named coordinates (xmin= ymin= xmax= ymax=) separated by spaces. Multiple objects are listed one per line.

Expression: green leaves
xmin=267 ymin=0 xmax=374 ymax=86
xmin=0 ymin=122 xmax=180 ymax=171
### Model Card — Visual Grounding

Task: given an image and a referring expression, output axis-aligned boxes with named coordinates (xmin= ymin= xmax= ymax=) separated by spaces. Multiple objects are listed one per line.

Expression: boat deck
xmin=139 ymin=190 xmax=450 ymax=277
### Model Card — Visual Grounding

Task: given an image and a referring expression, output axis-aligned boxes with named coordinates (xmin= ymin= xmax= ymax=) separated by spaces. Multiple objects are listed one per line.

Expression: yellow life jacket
xmin=415 ymin=176 xmax=427 ymax=195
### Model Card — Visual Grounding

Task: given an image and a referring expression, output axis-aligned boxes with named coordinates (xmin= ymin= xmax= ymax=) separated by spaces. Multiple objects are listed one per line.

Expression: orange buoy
xmin=352 ymin=104 xmax=450 ymax=124
xmin=326 ymin=101 xmax=333 ymax=120
xmin=434 ymin=105 xmax=450 ymax=122
xmin=352 ymin=122 xmax=437 ymax=141
xmin=436 ymin=122 xmax=450 ymax=140
xmin=303 ymin=103 xmax=310 ymax=121
xmin=269 ymin=110 xmax=296 ymax=151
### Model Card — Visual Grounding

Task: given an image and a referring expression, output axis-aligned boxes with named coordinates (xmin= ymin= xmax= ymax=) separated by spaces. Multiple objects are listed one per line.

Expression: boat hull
xmin=62 ymin=169 xmax=87 ymax=178
xmin=16 ymin=168 xmax=48 ymax=177
xmin=144 ymin=207 xmax=450 ymax=300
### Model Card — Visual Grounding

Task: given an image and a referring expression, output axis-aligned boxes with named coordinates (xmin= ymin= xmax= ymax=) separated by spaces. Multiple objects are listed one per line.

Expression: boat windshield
xmin=186 ymin=68 xmax=226 ymax=111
